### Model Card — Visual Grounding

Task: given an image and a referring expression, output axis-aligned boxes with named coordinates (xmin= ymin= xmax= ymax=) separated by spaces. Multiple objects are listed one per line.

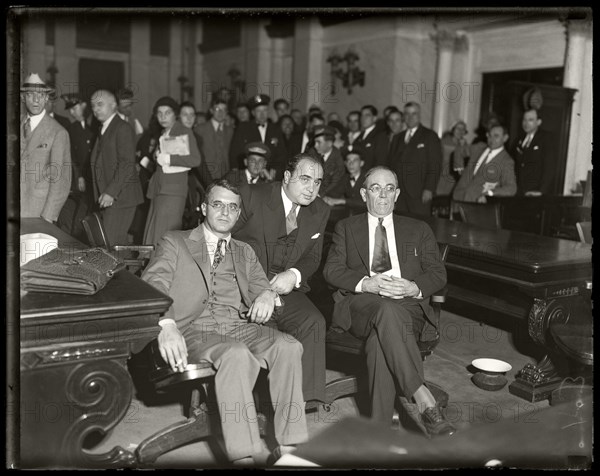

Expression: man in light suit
xmin=512 ymin=109 xmax=556 ymax=196
xmin=140 ymin=179 xmax=307 ymax=465
xmin=232 ymin=154 xmax=330 ymax=404
xmin=20 ymin=73 xmax=71 ymax=222
xmin=323 ymin=166 xmax=454 ymax=437
xmin=90 ymin=89 xmax=143 ymax=246
xmin=194 ymin=97 xmax=234 ymax=180
xmin=452 ymin=124 xmax=517 ymax=203
xmin=229 ymin=94 xmax=287 ymax=179
xmin=388 ymin=102 xmax=442 ymax=216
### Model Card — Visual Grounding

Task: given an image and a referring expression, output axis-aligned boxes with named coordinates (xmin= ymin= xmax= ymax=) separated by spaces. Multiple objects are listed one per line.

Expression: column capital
xmin=430 ymin=29 xmax=468 ymax=52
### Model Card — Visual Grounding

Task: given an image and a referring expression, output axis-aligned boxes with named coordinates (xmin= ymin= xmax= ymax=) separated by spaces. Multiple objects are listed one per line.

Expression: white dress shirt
xmin=28 ymin=108 xmax=46 ymax=132
xmin=100 ymin=113 xmax=117 ymax=135
xmin=472 ymin=146 xmax=504 ymax=175
xmin=362 ymin=124 xmax=376 ymax=140
xmin=245 ymin=168 xmax=259 ymax=184
xmin=258 ymin=123 xmax=267 ymax=142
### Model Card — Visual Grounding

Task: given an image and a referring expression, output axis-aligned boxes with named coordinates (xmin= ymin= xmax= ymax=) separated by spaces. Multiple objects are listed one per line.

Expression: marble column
xmin=562 ymin=19 xmax=592 ymax=194
xmin=292 ymin=18 xmax=323 ymax=112
xmin=54 ymin=18 xmax=77 ymax=108
xmin=431 ymin=29 xmax=458 ymax=138
xmin=192 ymin=19 xmax=205 ymax=111
xmin=129 ymin=18 xmax=150 ymax=124
xmin=243 ymin=19 xmax=272 ymax=98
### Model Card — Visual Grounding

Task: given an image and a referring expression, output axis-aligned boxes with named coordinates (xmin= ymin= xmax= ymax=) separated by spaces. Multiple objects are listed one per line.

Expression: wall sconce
xmin=326 ymin=47 xmax=366 ymax=95
xmin=177 ymin=75 xmax=194 ymax=103
xmin=227 ymin=65 xmax=246 ymax=96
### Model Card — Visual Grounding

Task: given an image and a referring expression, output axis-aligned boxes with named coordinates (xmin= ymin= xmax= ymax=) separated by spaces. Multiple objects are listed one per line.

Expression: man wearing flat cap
xmin=307 ymin=125 xmax=345 ymax=197
xmin=20 ymin=73 xmax=71 ymax=223
xmin=225 ymin=142 xmax=273 ymax=187
xmin=229 ymin=94 xmax=286 ymax=179
xmin=56 ymin=93 xmax=96 ymax=238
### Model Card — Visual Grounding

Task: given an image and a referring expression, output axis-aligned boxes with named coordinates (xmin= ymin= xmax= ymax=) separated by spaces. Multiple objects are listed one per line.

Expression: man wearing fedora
xmin=229 ymin=94 xmax=287 ymax=180
xmin=225 ymin=142 xmax=273 ymax=187
xmin=20 ymin=73 xmax=71 ymax=223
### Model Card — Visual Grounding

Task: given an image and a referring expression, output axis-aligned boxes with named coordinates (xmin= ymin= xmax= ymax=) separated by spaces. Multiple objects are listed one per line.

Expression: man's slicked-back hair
xmin=285 ymin=153 xmax=325 ymax=175
xmin=204 ymin=179 xmax=241 ymax=203
xmin=361 ymin=105 xmax=378 ymax=116
xmin=362 ymin=166 xmax=399 ymax=188
xmin=404 ymin=101 xmax=421 ymax=110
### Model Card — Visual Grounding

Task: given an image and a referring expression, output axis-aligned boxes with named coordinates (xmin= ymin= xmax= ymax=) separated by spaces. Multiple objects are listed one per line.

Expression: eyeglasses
xmin=365 ymin=184 xmax=396 ymax=194
xmin=209 ymin=201 xmax=240 ymax=212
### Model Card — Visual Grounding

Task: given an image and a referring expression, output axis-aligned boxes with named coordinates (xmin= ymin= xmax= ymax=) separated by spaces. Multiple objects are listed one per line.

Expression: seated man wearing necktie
xmin=224 ymin=142 xmax=273 ymax=187
xmin=452 ymin=124 xmax=517 ymax=203
xmin=323 ymin=166 xmax=455 ymax=437
xmin=140 ymin=179 xmax=308 ymax=465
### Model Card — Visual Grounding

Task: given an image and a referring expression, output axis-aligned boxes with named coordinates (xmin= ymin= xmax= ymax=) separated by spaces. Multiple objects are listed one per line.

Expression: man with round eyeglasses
xmin=324 ymin=166 xmax=455 ymax=438
xmin=140 ymin=178 xmax=308 ymax=465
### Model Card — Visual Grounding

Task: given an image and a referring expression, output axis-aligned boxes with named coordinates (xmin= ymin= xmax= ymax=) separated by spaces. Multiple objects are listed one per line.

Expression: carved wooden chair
xmin=81 ymin=212 xmax=154 ymax=274
xmin=127 ymin=339 xmax=269 ymax=465
xmin=322 ymin=243 xmax=450 ymax=412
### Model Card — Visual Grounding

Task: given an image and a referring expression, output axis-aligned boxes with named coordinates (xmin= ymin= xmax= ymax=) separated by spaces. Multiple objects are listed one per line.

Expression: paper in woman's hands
xmin=159 ymin=134 xmax=192 ymax=174
xmin=160 ymin=134 xmax=190 ymax=155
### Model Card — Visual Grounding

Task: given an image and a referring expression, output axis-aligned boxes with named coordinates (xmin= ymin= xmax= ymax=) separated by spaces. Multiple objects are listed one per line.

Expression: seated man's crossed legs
xmin=183 ymin=320 xmax=308 ymax=464
xmin=347 ymin=294 xmax=455 ymax=437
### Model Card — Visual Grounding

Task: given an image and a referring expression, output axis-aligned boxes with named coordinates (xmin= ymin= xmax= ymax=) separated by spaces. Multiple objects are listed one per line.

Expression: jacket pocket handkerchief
xmin=311 ymin=233 xmax=320 ymax=239
xmin=36 ymin=143 xmax=48 ymax=149
xmin=533 ymin=145 xmax=539 ymax=150
xmin=417 ymin=143 xmax=425 ymax=149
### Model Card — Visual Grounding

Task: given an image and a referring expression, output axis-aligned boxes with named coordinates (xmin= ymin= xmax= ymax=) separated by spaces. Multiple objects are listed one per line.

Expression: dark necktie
xmin=212 ymin=239 xmax=226 ymax=270
xmin=286 ymin=203 xmax=298 ymax=235
xmin=371 ymin=217 xmax=392 ymax=274
xmin=23 ymin=117 xmax=31 ymax=140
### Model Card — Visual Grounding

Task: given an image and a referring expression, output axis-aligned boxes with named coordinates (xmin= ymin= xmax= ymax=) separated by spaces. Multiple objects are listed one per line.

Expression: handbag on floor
xmin=20 ymin=247 xmax=125 ymax=295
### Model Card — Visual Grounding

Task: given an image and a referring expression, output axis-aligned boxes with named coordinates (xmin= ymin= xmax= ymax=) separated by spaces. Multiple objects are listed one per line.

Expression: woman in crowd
xmin=436 ymin=120 xmax=469 ymax=196
xmin=143 ymin=96 xmax=201 ymax=245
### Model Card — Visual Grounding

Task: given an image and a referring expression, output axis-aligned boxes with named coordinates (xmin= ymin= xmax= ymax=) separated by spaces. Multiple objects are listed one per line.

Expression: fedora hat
xmin=21 ymin=73 xmax=54 ymax=93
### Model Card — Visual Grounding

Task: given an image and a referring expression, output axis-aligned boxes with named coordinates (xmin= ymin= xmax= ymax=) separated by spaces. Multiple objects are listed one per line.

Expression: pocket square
xmin=311 ymin=233 xmax=320 ymax=239
xmin=37 ymin=144 xmax=48 ymax=149
xmin=417 ymin=143 xmax=425 ymax=149
xmin=366 ymin=143 xmax=372 ymax=148
xmin=533 ymin=145 xmax=539 ymax=150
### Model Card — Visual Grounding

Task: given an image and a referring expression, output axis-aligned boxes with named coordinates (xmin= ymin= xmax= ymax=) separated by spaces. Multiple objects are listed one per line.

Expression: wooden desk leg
xmin=21 ymin=343 xmax=137 ymax=468
xmin=509 ymin=293 xmax=580 ymax=402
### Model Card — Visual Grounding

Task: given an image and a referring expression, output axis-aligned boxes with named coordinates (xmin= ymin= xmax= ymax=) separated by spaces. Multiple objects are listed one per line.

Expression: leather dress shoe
xmin=420 ymin=405 xmax=456 ymax=438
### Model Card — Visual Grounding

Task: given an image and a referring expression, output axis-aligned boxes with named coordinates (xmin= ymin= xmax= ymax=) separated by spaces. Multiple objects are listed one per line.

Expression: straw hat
xmin=20 ymin=73 xmax=54 ymax=93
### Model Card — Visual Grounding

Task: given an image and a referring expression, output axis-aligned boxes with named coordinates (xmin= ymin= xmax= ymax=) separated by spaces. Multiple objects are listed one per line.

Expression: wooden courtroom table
xmin=325 ymin=207 xmax=592 ymax=402
xmin=17 ymin=219 xmax=172 ymax=468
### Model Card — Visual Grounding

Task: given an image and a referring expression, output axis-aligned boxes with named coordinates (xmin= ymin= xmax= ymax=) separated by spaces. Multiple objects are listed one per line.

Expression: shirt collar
xmin=363 ymin=124 xmax=376 ymax=137
xmin=28 ymin=108 xmax=46 ymax=131
xmin=211 ymin=118 xmax=222 ymax=131
xmin=367 ymin=212 xmax=394 ymax=229
xmin=487 ymin=146 xmax=505 ymax=159
xmin=101 ymin=113 xmax=117 ymax=134
xmin=202 ymin=222 xmax=231 ymax=249
xmin=281 ymin=186 xmax=300 ymax=217
xmin=245 ymin=168 xmax=257 ymax=183
xmin=322 ymin=149 xmax=332 ymax=162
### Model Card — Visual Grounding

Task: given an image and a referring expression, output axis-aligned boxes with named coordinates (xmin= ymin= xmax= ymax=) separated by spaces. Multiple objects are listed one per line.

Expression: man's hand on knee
xmin=158 ymin=323 xmax=188 ymax=372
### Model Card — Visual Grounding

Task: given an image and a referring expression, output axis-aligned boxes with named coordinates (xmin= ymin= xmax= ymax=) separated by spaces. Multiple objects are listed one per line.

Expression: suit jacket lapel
xmin=351 ymin=214 xmax=370 ymax=272
xmin=187 ymin=226 xmax=211 ymax=290
xmin=264 ymin=183 xmax=285 ymax=262
xmin=230 ymin=239 xmax=251 ymax=307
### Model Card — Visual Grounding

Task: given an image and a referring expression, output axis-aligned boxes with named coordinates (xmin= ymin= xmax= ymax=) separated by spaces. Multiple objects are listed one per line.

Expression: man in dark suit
xmin=229 ymin=94 xmax=287 ymax=179
xmin=388 ymin=102 xmax=442 ymax=217
xmin=224 ymin=142 xmax=272 ymax=187
xmin=512 ymin=109 xmax=556 ymax=196
xmin=20 ymin=73 xmax=71 ymax=222
xmin=354 ymin=105 xmax=388 ymax=171
xmin=452 ymin=124 xmax=517 ymax=203
xmin=323 ymin=166 xmax=454 ymax=437
xmin=44 ymin=88 xmax=72 ymax=131
xmin=90 ymin=89 xmax=144 ymax=246
xmin=57 ymin=93 xmax=96 ymax=239
xmin=195 ymin=97 xmax=234 ymax=180
xmin=322 ymin=144 xmax=367 ymax=213
xmin=307 ymin=125 xmax=345 ymax=197
xmin=232 ymin=153 xmax=330 ymax=404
